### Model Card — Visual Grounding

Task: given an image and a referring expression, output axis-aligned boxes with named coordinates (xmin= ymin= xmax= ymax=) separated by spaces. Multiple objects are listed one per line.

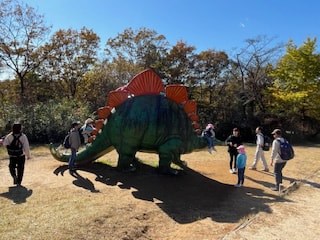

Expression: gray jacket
xmin=271 ymin=137 xmax=286 ymax=163
xmin=69 ymin=128 xmax=81 ymax=150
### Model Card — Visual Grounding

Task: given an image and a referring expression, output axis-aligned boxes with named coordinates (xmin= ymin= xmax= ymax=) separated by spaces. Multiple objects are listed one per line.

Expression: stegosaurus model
xmin=50 ymin=69 xmax=208 ymax=174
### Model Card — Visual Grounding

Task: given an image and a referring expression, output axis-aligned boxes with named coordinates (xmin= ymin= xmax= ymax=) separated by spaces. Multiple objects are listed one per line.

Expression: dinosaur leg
xmin=116 ymin=145 xmax=137 ymax=172
xmin=158 ymin=139 xmax=182 ymax=175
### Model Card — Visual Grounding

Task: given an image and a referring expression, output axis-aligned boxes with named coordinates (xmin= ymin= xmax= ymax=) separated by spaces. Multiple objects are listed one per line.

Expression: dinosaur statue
xmin=50 ymin=69 xmax=208 ymax=174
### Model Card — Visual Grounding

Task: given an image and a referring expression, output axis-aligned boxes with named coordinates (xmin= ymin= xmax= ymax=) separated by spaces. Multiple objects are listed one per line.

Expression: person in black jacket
xmin=225 ymin=128 xmax=242 ymax=174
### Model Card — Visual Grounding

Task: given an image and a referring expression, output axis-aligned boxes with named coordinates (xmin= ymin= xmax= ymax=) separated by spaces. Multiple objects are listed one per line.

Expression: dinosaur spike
xmin=195 ymin=129 xmax=202 ymax=135
xmin=165 ymin=85 xmax=188 ymax=104
xmin=127 ymin=69 xmax=164 ymax=96
xmin=95 ymin=119 xmax=105 ymax=131
xmin=98 ymin=106 xmax=112 ymax=119
xmin=183 ymin=100 xmax=197 ymax=115
xmin=107 ymin=91 xmax=130 ymax=108
xmin=192 ymin=122 xmax=200 ymax=129
xmin=189 ymin=114 xmax=199 ymax=122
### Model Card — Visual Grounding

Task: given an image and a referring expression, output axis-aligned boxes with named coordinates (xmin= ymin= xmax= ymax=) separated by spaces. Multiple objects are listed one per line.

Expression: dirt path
xmin=0 ymin=145 xmax=320 ymax=240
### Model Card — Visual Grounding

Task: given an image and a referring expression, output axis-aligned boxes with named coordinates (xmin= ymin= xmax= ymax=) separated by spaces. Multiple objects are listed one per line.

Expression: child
xmin=81 ymin=118 xmax=96 ymax=144
xmin=202 ymin=123 xmax=217 ymax=154
xmin=234 ymin=145 xmax=247 ymax=187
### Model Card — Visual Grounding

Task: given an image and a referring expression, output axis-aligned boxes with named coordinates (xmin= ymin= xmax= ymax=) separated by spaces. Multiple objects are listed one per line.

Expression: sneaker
xmin=229 ymin=169 xmax=234 ymax=174
xmin=234 ymin=184 xmax=241 ymax=187
xmin=212 ymin=146 xmax=217 ymax=152
xmin=233 ymin=168 xmax=237 ymax=173
xmin=249 ymin=166 xmax=257 ymax=170
xmin=270 ymin=186 xmax=279 ymax=191
xmin=261 ymin=168 xmax=269 ymax=172
xmin=208 ymin=148 xmax=212 ymax=154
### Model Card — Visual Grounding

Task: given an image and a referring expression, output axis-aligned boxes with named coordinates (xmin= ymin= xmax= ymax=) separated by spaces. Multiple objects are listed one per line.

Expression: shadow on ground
xmin=0 ymin=185 xmax=33 ymax=204
xmin=54 ymin=162 xmax=288 ymax=224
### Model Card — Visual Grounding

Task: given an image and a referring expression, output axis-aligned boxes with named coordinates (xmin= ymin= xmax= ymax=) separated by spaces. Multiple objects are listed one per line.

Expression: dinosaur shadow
xmin=0 ymin=185 xmax=33 ymax=204
xmin=53 ymin=165 xmax=100 ymax=193
xmin=54 ymin=162 xmax=287 ymax=224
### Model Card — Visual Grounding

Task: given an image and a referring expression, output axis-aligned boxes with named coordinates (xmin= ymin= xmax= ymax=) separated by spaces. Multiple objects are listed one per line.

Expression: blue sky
xmin=22 ymin=0 xmax=320 ymax=53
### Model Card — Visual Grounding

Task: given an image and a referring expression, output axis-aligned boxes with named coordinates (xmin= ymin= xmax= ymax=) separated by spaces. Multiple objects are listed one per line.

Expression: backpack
xmin=63 ymin=133 xmax=71 ymax=149
xmin=79 ymin=127 xmax=85 ymax=144
xmin=7 ymin=134 xmax=23 ymax=157
xmin=277 ymin=139 xmax=294 ymax=160
xmin=262 ymin=134 xmax=271 ymax=151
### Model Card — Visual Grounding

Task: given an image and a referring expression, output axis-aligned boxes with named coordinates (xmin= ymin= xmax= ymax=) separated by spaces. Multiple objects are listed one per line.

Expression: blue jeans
xmin=69 ymin=148 xmax=77 ymax=169
xmin=274 ymin=162 xmax=287 ymax=186
xmin=237 ymin=167 xmax=245 ymax=185
xmin=204 ymin=136 xmax=214 ymax=148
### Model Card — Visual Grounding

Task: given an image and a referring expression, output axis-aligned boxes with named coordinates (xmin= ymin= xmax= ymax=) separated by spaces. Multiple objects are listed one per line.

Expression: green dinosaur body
xmin=50 ymin=70 xmax=208 ymax=174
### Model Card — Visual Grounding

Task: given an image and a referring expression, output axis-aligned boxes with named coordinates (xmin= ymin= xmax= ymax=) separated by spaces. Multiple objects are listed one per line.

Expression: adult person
xmin=270 ymin=129 xmax=287 ymax=191
xmin=68 ymin=121 xmax=81 ymax=171
xmin=249 ymin=126 xmax=269 ymax=172
xmin=2 ymin=123 xmax=31 ymax=186
xmin=225 ymin=128 xmax=242 ymax=174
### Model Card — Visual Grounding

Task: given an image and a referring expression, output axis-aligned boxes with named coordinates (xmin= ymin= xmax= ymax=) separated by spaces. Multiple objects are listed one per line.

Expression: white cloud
xmin=240 ymin=22 xmax=246 ymax=28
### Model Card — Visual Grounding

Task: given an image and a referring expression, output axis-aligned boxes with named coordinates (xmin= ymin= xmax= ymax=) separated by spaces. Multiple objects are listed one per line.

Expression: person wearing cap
xmin=270 ymin=129 xmax=287 ymax=191
xmin=80 ymin=118 xmax=96 ymax=144
xmin=2 ymin=123 xmax=31 ymax=186
xmin=249 ymin=126 xmax=269 ymax=172
xmin=234 ymin=145 xmax=247 ymax=187
xmin=68 ymin=121 xmax=81 ymax=171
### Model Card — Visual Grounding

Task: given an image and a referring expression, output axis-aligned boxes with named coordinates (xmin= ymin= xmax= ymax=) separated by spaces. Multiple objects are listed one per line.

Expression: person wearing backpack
xmin=249 ymin=126 xmax=269 ymax=172
xmin=2 ymin=123 xmax=31 ymax=186
xmin=270 ymin=129 xmax=287 ymax=191
xmin=68 ymin=121 xmax=82 ymax=172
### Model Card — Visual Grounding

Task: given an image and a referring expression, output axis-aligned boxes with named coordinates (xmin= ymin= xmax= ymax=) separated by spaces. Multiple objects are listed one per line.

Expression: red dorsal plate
xmin=165 ymin=85 xmax=188 ymax=104
xmin=195 ymin=129 xmax=202 ymax=135
xmin=107 ymin=91 xmax=130 ymax=108
xmin=98 ymin=106 xmax=112 ymax=119
xmin=95 ymin=119 xmax=105 ymax=131
xmin=183 ymin=100 xmax=197 ymax=115
xmin=192 ymin=122 xmax=200 ymax=129
xmin=127 ymin=69 xmax=164 ymax=96
xmin=189 ymin=114 xmax=199 ymax=122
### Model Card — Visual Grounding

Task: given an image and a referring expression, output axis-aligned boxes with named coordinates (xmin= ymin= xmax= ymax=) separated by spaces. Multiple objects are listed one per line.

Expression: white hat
xmin=85 ymin=118 xmax=94 ymax=125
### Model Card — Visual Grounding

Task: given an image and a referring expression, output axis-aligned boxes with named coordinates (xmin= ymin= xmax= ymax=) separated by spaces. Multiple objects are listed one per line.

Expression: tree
xmin=105 ymin=27 xmax=169 ymax=71
xmin=229 ymin=36 xmax=283 ymax=123
xmin=269 ymin=37 xmax=320 ymax=134
xmin=0 ymin=0 xmax=51 ymax=100
xmin=162 ymin=40 xmax=197 ymax=91
xmin=42 ymin=27 xmax=100 ymax=97
xmin=194 ymin=49 xmax=229 ymax=103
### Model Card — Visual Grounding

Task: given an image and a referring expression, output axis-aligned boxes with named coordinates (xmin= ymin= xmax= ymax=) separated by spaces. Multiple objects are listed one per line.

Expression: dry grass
xmin=0 ymin=144 xmax=320 ymax=240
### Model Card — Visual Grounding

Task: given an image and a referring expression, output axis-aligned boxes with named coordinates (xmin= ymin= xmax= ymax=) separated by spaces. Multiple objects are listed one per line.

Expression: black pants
xmin=229 ymin=152 xmax=238 ymax=169
xmin=9 ymin=155 xmax=26 ymax=184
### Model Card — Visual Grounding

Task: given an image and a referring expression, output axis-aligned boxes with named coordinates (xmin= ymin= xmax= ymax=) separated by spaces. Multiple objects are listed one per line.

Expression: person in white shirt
xmin=249 ymin=126 xmax=269 ymax=172
xmin=2 ymin=123 xmax=31 ymax=186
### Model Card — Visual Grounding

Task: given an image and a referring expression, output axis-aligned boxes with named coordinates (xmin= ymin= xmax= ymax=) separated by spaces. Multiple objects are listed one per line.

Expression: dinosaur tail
xmin=50 ymin=124 xmax=114 ymax=165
